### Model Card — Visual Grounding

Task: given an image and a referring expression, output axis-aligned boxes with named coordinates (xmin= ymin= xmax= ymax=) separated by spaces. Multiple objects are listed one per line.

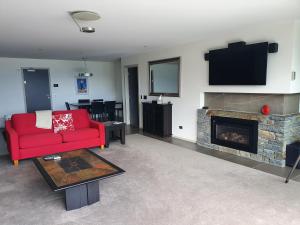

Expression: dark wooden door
xmin=128 ymin=67 xmax=139 ymax=128
xmin=23 ymin=68 xmax=51 ymax=113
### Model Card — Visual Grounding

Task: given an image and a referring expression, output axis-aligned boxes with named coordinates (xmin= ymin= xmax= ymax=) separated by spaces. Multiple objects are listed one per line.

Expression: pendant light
xmin=79 ymin=58 xmax=93 ymax=77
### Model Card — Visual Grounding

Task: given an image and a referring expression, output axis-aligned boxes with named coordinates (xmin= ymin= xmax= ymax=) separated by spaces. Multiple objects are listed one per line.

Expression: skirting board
xmin=172 ymin=135 xmax=196 ymax=143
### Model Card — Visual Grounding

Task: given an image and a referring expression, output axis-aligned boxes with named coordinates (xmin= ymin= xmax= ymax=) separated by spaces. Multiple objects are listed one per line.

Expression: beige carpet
xmin=1 ymin=134 xmax=300 ymax=225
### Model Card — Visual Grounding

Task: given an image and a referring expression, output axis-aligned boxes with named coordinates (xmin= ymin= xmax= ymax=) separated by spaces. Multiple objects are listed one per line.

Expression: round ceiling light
xmin=71 ymin=11 xmax=100 ymax=21
xmin=70 ymin=11 xmax=100 ymax=33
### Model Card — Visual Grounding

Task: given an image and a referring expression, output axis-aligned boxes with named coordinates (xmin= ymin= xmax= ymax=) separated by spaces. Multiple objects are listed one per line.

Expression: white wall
xmin=114 ymin=59 xmax=123 ymax=101
xmin=291 ymin=21 xmax=300 ymax=93
xmin=0 ymin=57 xmax=121 ymax=127
xmin=121 ymin=20 xmax=298 ymax=142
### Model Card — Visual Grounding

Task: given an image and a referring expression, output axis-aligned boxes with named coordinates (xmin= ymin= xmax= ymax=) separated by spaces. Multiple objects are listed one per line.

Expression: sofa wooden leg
xmin=100 ymin=145 xmax=104 ymax=150
xmin=13 ymin=160 xmax=19 ymax=167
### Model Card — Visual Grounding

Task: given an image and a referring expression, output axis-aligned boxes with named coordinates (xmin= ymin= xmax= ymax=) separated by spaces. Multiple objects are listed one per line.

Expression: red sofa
xmin=5 ymin=109 xmax=105 ymax=166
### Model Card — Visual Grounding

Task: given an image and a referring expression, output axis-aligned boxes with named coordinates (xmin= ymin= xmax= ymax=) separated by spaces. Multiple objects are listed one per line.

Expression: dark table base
xmin=104 ymin=122 xmax=126 ymax=148
xmin=65 ymin=181 xmax=100 ymax=211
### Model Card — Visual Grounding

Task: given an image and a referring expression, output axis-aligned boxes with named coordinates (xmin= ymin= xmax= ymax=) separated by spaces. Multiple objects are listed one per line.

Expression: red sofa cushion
xmin=61 ymin=128 xmax=99 ymax=143
xmin=19 ymin=133 xmax=62 ymax=149
xmin=53 ymin=109 xmax=90 ymax=129
xmin=11 ymin=113 xmax=52 ymax=136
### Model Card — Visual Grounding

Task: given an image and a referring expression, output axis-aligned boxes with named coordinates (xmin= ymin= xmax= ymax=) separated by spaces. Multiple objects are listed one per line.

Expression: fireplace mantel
xmin=205 ymin=109 xmax=266 ymax=121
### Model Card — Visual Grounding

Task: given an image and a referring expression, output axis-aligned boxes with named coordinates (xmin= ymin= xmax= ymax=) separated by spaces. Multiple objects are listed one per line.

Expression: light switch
xmin=292 ymin=71 xmax=296 ymax=80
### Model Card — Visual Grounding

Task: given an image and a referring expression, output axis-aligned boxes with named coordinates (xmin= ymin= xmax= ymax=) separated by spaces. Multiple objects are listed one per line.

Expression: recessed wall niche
xmin=204 ymin=93 xmax=300 ymax=115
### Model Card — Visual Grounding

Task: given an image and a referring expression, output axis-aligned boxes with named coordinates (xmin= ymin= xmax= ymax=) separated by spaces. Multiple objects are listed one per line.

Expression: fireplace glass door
xmin=211 ymin=116 xmax=258 ymax=154
xmin=216 ymin=124 xmax=250 ymax=145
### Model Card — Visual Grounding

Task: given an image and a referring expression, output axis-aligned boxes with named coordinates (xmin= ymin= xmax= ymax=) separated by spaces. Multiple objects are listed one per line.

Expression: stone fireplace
xmin=197 ymin=93 xmax=300 ymax=167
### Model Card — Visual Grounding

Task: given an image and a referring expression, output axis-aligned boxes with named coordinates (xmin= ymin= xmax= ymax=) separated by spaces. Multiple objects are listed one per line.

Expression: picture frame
xmin=76 ymin=77 xmax=88 ymax=95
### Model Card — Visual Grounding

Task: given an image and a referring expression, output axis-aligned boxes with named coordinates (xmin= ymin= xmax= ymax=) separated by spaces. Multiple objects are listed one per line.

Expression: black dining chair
xmin=78 ymin=99 xmax=90 ymax=103
xmin=104 ymin=101 xmax=116 ymax=121
xmin=78 ymin=99 xmax=91 ymax=112
xmin=93 ymin=99 xmax=104 ymax=102
xmin=65 ymin=102 xmax=71 ymax=110
xmin=115 ymin=102 xmax=123 ymax=121
xmin=91 ymin=101 xmax=105 ymax=121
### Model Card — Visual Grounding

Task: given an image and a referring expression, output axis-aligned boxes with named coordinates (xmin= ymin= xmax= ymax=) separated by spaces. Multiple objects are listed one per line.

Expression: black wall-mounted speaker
xmin=228 ymin=41 xmax=246 ymax=49
xmin=204 ymin=53 xmax=209 ymax=61
xmin=268 ymin=43 xmax=278 ymax=53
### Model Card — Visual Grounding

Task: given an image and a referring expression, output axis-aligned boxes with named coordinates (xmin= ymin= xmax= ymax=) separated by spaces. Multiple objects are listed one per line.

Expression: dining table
xmin=69 ymin=102 xmax=123 ymax=121
xmin=69 ymin=102 xmax=123 ymax=107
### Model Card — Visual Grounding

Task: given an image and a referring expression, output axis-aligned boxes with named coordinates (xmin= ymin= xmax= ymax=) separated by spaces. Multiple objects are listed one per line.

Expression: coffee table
xmin=102 ymin=121 xmax=126 ymax=148
xmin=33 ymin=149 xmax=125 ymax=211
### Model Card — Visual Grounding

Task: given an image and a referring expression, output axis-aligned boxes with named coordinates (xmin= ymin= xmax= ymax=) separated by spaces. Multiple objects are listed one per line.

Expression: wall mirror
xmin=149 ymin=57 xmax=180 ymax=97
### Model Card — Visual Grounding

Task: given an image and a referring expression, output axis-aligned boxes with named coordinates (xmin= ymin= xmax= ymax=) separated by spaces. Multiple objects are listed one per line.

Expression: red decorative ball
xmin=261 ymin=105 xmax=270 ymax=115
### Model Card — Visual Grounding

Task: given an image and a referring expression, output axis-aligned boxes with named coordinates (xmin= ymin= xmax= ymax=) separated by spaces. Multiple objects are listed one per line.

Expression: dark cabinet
xmin=142 ymin=102 xmax=172 ymax=137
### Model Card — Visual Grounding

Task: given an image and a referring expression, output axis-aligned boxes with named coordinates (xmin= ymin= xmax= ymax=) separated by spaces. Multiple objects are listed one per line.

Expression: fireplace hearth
xmin=211 ymin=116 xmax=258 ymax=154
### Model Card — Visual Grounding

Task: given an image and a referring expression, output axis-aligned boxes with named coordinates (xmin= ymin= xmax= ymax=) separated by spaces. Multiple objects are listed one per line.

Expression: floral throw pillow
xmin=52 ymin=113 xmax=75 ymax=133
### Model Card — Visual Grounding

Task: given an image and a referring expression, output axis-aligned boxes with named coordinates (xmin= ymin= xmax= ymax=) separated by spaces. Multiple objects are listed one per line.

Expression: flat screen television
xmin=209 ymin=42 xmax=268 ymax=85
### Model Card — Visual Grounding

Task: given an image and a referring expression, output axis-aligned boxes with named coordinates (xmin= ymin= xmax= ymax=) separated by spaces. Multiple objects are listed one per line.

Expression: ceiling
xmin=0 ymin=0 xmax=299 ymax=61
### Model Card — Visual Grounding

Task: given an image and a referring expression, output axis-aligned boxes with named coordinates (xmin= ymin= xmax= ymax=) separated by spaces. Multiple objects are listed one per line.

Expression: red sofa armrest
xmin=90 ymin=120 xmax=105 ymax=146
xmin=5 ymin=120 xmax=20 ymax=161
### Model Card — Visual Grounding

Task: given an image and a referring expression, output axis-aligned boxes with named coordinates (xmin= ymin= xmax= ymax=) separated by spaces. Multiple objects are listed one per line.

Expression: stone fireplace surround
xmin=197 ymin=93 xmax=300 ymax=167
